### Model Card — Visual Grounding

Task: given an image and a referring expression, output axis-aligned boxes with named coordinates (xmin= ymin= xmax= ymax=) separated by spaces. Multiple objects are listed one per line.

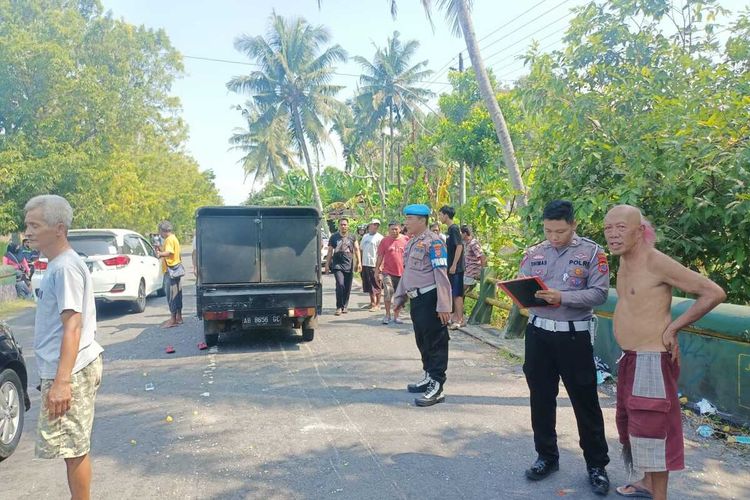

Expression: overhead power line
xmin=182 ymin=55 xmax=453 ymax=85
xmin=428 ymin=0 xmax=569 ymax=85
xmin=426 ymin=0 xmax=563 ymax=85
xmin=483 ymin=10 xmax=575 ymax=67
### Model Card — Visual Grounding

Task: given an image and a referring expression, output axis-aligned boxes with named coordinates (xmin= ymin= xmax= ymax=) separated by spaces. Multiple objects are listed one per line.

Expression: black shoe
xmin=415 ymin=380 xmax=444 ymax=406
xmin=407 ymin=372 xmax=431 ymax=393
xmin=525 ymin=458 xmax=559 ymax=481
xmin=587 ymin=466 xmax=610 ymax=496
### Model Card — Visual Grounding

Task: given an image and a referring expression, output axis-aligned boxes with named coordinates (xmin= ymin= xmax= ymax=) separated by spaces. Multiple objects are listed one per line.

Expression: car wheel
xmin=156 ymin=273 xmax=167 ymax=297
xmin=302 ymin=328 xmax=314 ymax=342
xmin=131 ymin=279 xmax=147 ymax=313
xmin=0 ymin=369 xmax=24 ymax=462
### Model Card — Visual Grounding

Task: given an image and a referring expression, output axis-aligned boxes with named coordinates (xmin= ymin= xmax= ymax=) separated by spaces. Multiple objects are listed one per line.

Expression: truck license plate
xmin=242 ymin=315 xmax=282 ymax=327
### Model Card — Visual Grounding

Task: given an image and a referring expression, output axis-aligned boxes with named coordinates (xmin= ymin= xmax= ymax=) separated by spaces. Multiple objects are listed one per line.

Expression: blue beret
xmin=403 ymin=204 xmax=431 ymax=216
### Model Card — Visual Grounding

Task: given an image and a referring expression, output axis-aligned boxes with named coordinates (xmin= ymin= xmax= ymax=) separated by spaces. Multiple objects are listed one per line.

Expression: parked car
xmin=0 ymin=322 xmax=30 ymax=462
xmin=31 ymin=229 xmax=165 ymax=313
xmin=195 ymin=206 xmax=322 ymax=346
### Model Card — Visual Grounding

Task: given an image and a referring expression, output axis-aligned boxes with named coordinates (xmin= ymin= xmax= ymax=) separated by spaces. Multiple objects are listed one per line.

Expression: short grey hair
xmin=158 ymin=220 xmax=173 ymax=233
xmin=24 ymin=195 xmax=73 ymax=229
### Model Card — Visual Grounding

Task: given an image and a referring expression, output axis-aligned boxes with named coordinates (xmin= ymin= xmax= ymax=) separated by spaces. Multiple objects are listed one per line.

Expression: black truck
xmin=194 ymin=206 xmax=322 ymax=346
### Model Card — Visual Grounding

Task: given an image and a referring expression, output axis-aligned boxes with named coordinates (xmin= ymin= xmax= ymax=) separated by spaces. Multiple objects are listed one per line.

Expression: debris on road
xmin=144 ymin=383 xmax=155 ymax=391
xmin=697 ymin=425 xmax=714 ymax=438
xmin=165 ymin=345 xmax=175 ymax=354
xmin=696 ymin=398 xmax=717 ymax=416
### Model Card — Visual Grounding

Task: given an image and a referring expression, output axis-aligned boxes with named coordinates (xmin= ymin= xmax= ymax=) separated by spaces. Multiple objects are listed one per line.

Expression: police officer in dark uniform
xmin=393 ymin=204 xmax=453 ymax=407
xmin=519 ymin=200 xmax=611 ymax=496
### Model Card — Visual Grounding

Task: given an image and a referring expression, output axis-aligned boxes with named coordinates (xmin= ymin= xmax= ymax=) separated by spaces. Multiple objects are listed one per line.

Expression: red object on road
xmin=165 ymin=345 xmax=175 ymax=354
xmin=197 ymin=342 xmax=208 ymax=350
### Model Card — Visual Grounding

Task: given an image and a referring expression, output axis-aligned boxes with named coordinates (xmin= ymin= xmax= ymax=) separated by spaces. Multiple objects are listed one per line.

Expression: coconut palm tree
xmin=317 ymin=0 xmax=528 ymax=206
xmin=227 ymin=12 xmax=346 ymax=215
xmin=353 ymin=31 xmax=433 ymax=187
xmin=229 ymin=102 xmax=297 ymax=188
xmin=411 ymin=0 xmax=527 ymax=206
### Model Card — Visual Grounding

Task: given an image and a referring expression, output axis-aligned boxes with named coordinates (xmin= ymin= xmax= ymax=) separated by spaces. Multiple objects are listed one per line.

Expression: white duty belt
xmin=529 ymin=315 xmax=590 ymax=333
xmin=406 ymin=284 xmax=437 ymax=299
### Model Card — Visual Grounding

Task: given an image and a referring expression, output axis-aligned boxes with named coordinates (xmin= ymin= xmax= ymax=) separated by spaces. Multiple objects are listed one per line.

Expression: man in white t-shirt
xmin=24 ymin=194 xmax=103 ymax=500
xmin=360 ymin=219 xmax=384 ymax=311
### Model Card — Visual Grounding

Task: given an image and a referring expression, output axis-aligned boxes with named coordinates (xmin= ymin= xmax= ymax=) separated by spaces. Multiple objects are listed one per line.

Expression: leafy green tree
xmin=227 ymin=12 xmax=347 ymax=216
xmin=0 ymin=0 xmax=219 ymax=237
xmin=518 ymin=0 xmax=750 ymax=302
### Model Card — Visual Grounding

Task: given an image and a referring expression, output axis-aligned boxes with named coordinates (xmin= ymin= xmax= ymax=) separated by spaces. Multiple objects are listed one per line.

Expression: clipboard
xmin=497 ymin=276 xmax=553 ymax=308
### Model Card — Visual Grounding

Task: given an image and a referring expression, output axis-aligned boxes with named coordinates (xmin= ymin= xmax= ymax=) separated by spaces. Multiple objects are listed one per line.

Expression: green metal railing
xmin=467 ymin=268 xmax=528 ymax=338
xmin=467 ymin=271 xmax=750 ymax=424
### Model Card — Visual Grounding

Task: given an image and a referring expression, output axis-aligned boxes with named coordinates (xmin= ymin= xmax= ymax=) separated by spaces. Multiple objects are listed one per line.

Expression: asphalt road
xmin=2 ymin=258 xmax=748 ymax=499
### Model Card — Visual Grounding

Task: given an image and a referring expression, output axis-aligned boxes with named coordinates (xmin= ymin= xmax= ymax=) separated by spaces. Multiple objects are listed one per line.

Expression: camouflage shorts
xmin=36 ymin=355 xmax=103 ymax=459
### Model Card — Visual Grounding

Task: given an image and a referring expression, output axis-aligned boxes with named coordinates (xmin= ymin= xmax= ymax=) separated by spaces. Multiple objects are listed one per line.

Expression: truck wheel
xmin=204 ymin=320 xmax=220 ymax=347
xmin=302 ymin=328 xmax=314 ymax=342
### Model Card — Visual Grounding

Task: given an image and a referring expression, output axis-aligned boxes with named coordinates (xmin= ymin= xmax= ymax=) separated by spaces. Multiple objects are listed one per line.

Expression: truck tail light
xmin=289 ymin=307 xmax=316 ymax=317
xmin=204 ymin=311 xmax=234 ymax=320
xmin=102 ymin=255 xmax=130 ymax=267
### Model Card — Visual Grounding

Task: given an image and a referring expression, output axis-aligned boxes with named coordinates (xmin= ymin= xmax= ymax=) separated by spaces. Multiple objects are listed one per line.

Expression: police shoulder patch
xmin=429 ymin=239 xmax=448 ymax=268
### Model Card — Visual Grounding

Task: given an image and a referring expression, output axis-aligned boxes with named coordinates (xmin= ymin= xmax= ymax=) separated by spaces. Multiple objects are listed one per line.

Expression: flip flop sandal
xmin=197 ymin=342 xmax=208 ymax=350
xmin=615 ymin=484 xmax=652 ymax=498
xmin=165 ymin=345 xmax=175 ymax=354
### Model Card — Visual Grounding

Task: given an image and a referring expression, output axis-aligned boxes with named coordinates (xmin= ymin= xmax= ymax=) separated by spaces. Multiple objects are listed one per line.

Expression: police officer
xmin=393 ymin=204 xmax=453 ymax=407
xmin=519 ymin=200 xmax=611 ymax=496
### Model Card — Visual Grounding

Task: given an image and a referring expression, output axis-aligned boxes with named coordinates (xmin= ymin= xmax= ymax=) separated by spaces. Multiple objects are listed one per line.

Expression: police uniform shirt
xmin=392 ymin=230 xmax=453 ymax=312
xmin=519 ymin=233 xmax=609 ymax=321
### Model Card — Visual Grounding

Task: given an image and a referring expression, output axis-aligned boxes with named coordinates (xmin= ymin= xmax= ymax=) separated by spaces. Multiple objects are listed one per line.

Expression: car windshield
xmin=68 ymin=235 xmax=120 ymax=256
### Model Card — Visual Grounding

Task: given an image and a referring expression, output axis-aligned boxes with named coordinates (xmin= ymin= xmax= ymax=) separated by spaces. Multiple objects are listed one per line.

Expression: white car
xmin=31 ymin=229 xmax=166 ymax=313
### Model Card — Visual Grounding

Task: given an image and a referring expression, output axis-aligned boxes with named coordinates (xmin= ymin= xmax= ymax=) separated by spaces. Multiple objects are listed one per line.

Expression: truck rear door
xmin=197 ymin=214 xmax=260 ymax=284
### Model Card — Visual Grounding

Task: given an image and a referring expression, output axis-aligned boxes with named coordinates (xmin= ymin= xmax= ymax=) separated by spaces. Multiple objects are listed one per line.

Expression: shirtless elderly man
xmin=603 ymin=205 xmax=725 ymax=500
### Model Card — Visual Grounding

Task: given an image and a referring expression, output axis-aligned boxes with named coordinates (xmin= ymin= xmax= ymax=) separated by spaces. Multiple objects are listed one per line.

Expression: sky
xmin=101 ymin=0 xmax=749 ymax=205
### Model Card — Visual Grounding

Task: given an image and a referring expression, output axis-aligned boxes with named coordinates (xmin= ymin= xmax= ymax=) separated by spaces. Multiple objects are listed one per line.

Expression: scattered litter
xmin=696 ymin=425 xmax=714 ymax=438
xmin=130 ymin=439 xmax=137 ymax=445
xmin=165 ymin=415 xmax=173 ymax=423
xmin=144 ymin=383 xmax=155 ymax=391
xmin=596 ymin=370 xmax=613 ymax=385
xmin=679 ymin=396 xmax=688 ymax=404
xmin=594 ymin=356 xmax=610 ymax=373
xmin=201 ymin=392 xmax=210 ymax=397
xmin=165 ymin=345 xmax=175 ymax=354
xmin=683 ymin=409 xmax=694 ymax=417
xmin=730 ymin=435 xmax=750 ymax=445
xmin=696 ymin=398 xmax=717 ymax=415
xmin=197 ymin=342 xmax=208 ymax=350
xmin=143 ymin=372 xmax=148 ymax=377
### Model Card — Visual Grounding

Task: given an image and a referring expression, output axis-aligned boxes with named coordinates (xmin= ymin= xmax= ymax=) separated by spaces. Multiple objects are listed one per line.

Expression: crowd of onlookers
xmin=324 ymin=206 xmax=486 ymax=327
